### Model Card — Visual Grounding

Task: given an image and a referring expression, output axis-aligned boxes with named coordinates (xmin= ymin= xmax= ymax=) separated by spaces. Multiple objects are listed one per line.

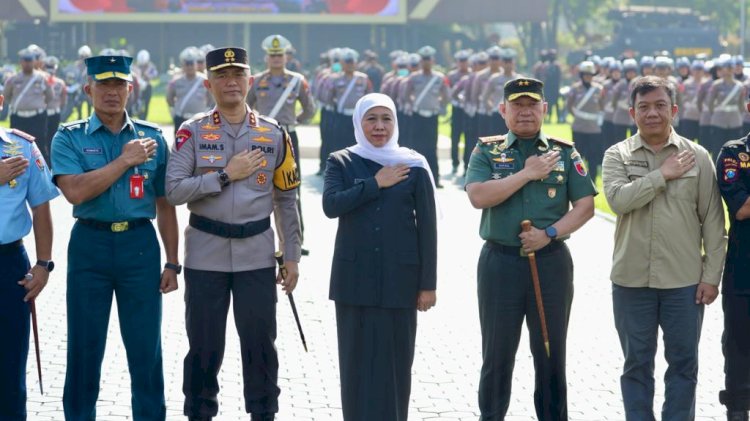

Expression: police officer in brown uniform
xmin=447 ymin=50 xmax=471 ymax=174
xmin=403 ymin=45 xmax=450 ymax=187
xmin=166 ymin=46 xmax=213 ymax=135
xmin=3 ymin=48 xmax=52 ymax=158
xmin=166 ymin=47 xmax=301 ymax=421
xmin=472 ymin=46 xmax=503 ymax=137
xmin=680 ymin=60 xmax=706 ymax=142
xmin=247 ymin=34 xmax=315 ymax=254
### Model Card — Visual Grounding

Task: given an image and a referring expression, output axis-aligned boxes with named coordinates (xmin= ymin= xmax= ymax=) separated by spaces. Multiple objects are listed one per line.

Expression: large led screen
xmin=52 ymin=0 xmax=406 ymax=23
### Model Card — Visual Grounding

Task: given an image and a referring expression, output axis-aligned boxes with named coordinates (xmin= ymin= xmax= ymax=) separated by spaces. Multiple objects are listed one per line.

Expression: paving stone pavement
xmin=22 ymin=125 xmax=728 ymax=420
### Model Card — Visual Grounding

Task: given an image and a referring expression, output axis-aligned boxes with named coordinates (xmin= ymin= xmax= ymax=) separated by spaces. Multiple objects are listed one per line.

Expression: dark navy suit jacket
xmin=323 ymin=150 xmax=437 ymax=308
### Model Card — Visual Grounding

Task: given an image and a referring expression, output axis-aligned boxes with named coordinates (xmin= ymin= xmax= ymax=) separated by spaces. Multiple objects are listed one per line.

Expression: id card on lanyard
xmin=130 ymin=166 xmax=144 ymax=199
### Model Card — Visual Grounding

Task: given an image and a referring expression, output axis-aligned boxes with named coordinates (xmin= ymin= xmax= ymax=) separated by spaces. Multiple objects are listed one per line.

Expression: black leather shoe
xmin=250 ymin=414 xmax=274 ymax=421
xmin=301 ymin=247 xmax=310 ymax=256
xmin=188 ymin=417 xmax=211 ymax=421
xmin=728 ymin=411 xmax=749 ymax=421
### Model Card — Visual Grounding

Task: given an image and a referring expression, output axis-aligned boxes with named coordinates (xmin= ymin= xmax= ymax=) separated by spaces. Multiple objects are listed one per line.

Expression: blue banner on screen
xmin=52 ymin=0 xmax=407 ymax=22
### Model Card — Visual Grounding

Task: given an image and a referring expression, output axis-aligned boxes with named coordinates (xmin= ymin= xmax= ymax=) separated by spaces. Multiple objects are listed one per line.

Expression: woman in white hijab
xmin=322 ymin=93 xmax=438 ymax=421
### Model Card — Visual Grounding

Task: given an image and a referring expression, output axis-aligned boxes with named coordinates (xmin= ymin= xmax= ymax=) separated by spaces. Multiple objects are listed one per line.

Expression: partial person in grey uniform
xmin=447 ymin=50 xmax=471 ymax=174
xmin=611 ymin=58 xmax=638 ymax=142
xmin=679 ymin=60 xmax=706 ymax=142
xmin=43 ymin=56 xmax=67 ymax=167
xmin=166 ymin=46 xmax=213 ymax=136
xmin=707 ymin=57 xmax=746 ymax=158
xmin=567 ymin=60 xmax=604 ymax=179
xmin=481 ymin=47 xmax=521 ymax=136
xmin=321 ymin=48 xmax=373 ymax=153
xmin=601 ymin=60 xmax=622 ymax=150
xmin=166 ymin=47 xmax=301 ymax=421
xmin=3 ymin=48 xmax=52 ymax=158
xmin=471 ymin=46 xmax=503 ymax=137
xmin=403 ymin=45 xmax=449 ymax=188
xmin=247 ymin=34 xmax=315 ymax=255
xmin=459 ymin=52 xmax=489 ymax=175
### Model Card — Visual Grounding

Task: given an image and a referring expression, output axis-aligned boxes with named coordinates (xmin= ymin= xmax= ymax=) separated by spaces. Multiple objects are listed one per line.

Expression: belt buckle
xmin=111 ymin=221 xmax=129 ymax=232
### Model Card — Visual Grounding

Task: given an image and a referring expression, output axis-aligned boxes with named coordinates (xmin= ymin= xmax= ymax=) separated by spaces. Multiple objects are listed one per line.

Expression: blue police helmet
xmin=691 ymin=60 xmax=705 ymax=71
xmin=622 ymin=58 xmax=638 ymax=72
xmin=640 ymin=56 xmax=654 ymax=67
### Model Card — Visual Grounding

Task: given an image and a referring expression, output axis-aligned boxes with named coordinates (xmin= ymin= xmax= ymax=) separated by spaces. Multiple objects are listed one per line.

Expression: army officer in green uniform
xmin=465 ymin=77 xmax=596 ymax=421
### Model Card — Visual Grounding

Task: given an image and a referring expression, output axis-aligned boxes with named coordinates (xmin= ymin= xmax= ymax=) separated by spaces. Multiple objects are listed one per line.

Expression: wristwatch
xmin=36 ymin=260 xmax=55 ymax=272
xmin=217 ymin=169 xmax=231 ymax=187
xmin=544 ymin=226 xmax=558 ymax=240
xmin=164 ymin=262 xmax=183 ymax=274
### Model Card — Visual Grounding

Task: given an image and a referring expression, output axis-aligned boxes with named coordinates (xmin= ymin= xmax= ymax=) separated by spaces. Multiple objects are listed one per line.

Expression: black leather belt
xmin=77 ymin=218 xmax=151 ymax=232
xmin=0 ymin=239 xmax=23 ymax=254
xmin=189 ymin=214 xmax=270 ymax=239
xmin=485 ymin=240 xmax=564 ymax=257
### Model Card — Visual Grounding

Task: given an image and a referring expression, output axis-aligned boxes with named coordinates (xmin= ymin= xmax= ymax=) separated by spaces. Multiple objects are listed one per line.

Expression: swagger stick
xmin=521 ymin=220 xmax=551 ymax=358
xmin=274 ymin=251 xmax=308 ymax=352
xmin=26 ymin=274 xmax=44 ymax=394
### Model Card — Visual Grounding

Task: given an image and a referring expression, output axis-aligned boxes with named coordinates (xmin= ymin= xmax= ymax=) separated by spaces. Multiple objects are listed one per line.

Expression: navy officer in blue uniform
xmin=0 ymin=93 xmax=58 ymax=421
xmin=716 ymin=130 xmax=750 ymax=421
xmin=50 ymin=55 xmax=180 ymax=421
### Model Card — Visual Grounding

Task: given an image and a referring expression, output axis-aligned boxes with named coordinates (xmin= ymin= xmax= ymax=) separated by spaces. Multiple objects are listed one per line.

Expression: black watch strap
xmin=164 ymin=262 xmax=182 ymax=274
xmin=36 ymin=260 xmax=54 ymax=272
xmin=218 ymin=170 xmax=231 ymax=187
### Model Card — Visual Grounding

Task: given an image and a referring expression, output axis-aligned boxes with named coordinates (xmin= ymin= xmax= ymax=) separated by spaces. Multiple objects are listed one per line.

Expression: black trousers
xmin=721 ymin=293 xmax=750 ymax=411
xmin=182 ymin=267 xmax=279 ymax=417
xmin=173 ymin=116 xmax=187 ymax=138
xmin=463 ymin=115 xmax=479 ymax=173
xmin=410 ymin=114 xmax=440 ymax=184
xmin=710 ymin=126 xmax=745 ymax=159
xmin=332 ymin=112 xmax=356 ymax=153
xmin=572 ymin=131 xmax=602 ymax=180
xmin=699 ymin=125 xmax=713 ymax=155
xmin=450 ymin=106 xmax=466 ymax=169
xmin=336 ymin=303 xmax=416 ymax=421
xmin=288 ymin=130 xmax=304 ymax=243
xmin=611 ymin=124 xmax=630 ymax=145
xmin=398 ymin=111 xmax=412 ymax=149
xmin=478 ymin=241 xmax=573 ymax=421
xmin=318 ymin=109 xmax=331 ymax=172
xmin=43 ymin=113 xmax=60 ymax=167
xmin=679 ymin=119 xmax=700 ymax=142
xmin=10 ymin=113 xmax=47 ymax=150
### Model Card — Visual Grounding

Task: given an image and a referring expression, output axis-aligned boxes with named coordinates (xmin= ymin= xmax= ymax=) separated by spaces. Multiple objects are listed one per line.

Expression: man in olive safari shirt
xmin=602 ymin=76 xmax=726 ymax=421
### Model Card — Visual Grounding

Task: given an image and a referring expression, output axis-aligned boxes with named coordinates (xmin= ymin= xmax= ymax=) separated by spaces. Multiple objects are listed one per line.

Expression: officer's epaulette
xmin=479 ymin=135 xmax=506 ymax=145
xmin=549 ymin=137 xmax=574 ymax=148
xmin=258 ymin=114 xmax=282 ymax=129
xmin=10 ymin=128 xmax=35 ymax=143
xmin=132 ymin=119 xmax=162 ymax=132
xmin=722 ymin=138 xmax=746 ymax=149
xmin=190 ymin=111 xmax=212 ymax=122
xmin=61 ymin=119 xmax=86 ymax=131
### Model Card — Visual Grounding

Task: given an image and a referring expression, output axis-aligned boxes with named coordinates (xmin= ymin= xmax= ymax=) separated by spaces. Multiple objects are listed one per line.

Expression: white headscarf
xmin=347 ymin=93 xmax=441 ymax=216
xmin=347 ymin=93 xmax=435 ymax=183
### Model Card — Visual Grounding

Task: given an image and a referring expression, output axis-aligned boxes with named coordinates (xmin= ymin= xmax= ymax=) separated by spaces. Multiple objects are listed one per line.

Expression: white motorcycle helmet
xmin=136 ymin=49 xmax=150 ymax=66
xmin=78 ymin=45 xmax=92 ymax=58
